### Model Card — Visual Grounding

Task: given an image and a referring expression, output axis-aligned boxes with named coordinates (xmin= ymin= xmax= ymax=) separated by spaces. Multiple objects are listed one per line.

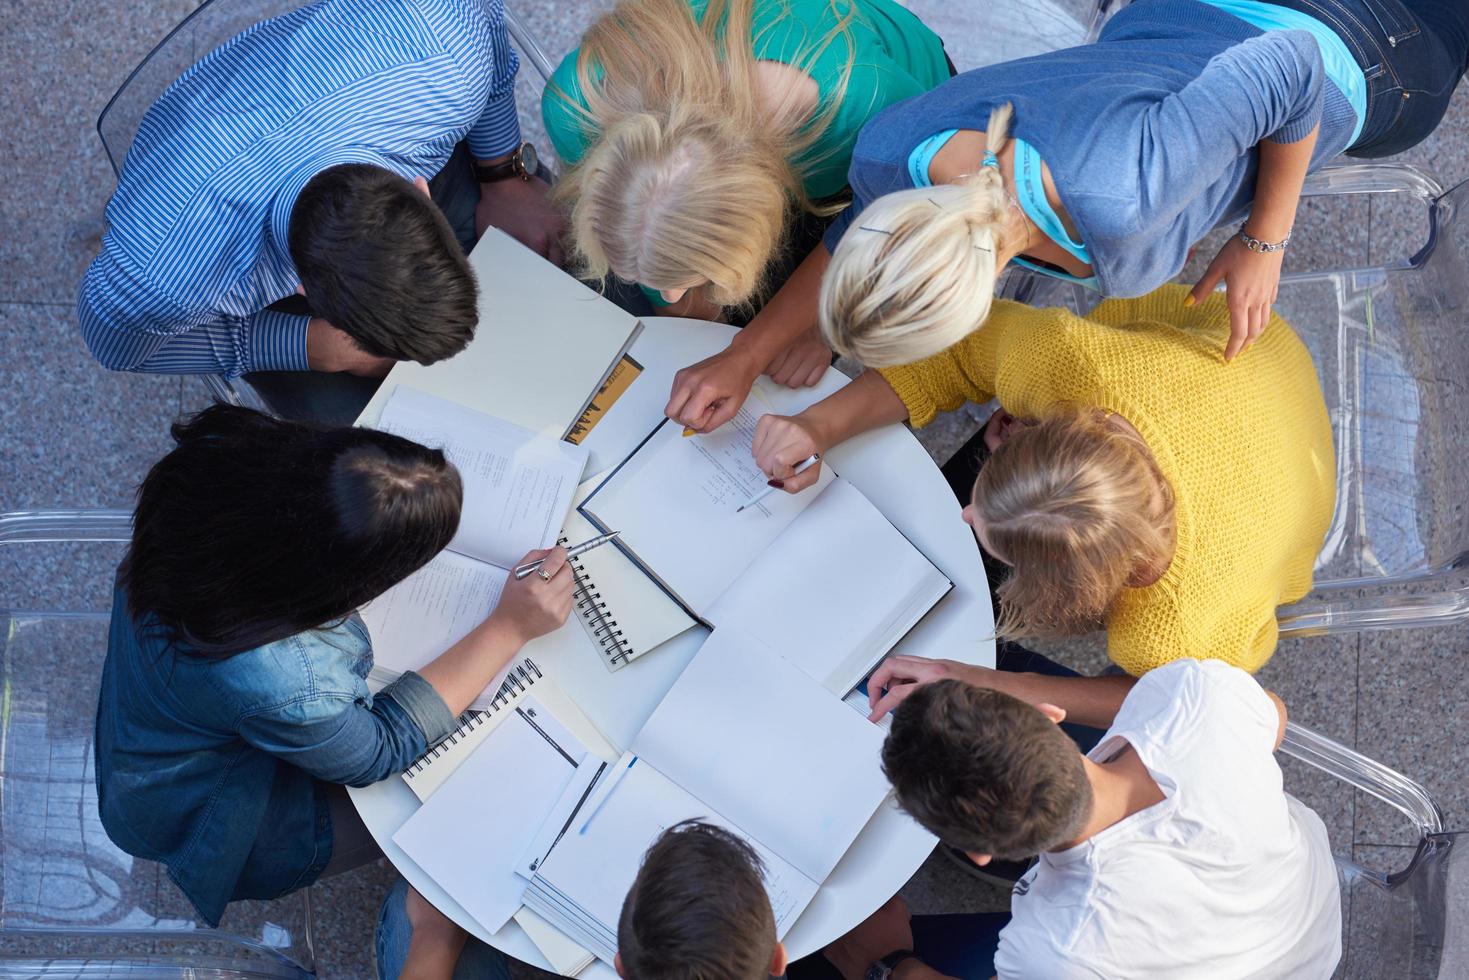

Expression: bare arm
xmin=665 ymin=244 xmax=831 ymax=432
xmin=416 ymin=548 xmax=573 ymax=716
xmin=867 ymin=656 xmax=1136 ymax=729
xmin=1191 ymin=124 xmax=1318 ymax=360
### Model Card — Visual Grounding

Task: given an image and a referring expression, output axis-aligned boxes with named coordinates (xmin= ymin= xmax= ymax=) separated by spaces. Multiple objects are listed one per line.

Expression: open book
xmin=518 ymin=629 xmax=892 ymax=965
xmin=358 ymin=387 xmax=588 ymax=707
xmin=576 ymin=392 xmax=952 ymax=693
xmin=355 ymin=228 xmax=643 ymax=439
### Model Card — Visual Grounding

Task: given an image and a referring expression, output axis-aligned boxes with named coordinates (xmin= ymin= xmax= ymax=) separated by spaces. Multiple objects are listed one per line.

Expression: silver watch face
xmin=518 ymin=142 xmax=538 ymax=176
xmin=864 ymin=965 xmax=892 ymax=980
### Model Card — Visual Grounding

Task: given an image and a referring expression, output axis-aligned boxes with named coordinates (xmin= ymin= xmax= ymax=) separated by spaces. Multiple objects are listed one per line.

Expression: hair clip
xmin=928 ymin=198 xmax=942 ymax=210
xmin=858 ymin=225 xmax=894 ymax=236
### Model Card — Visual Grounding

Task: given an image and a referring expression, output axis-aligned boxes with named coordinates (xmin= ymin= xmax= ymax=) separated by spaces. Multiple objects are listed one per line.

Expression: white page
xmin=530 ymin=752 xmax=818 ymax=966
xmin=393 ymin=697 xmax=587 ymax=933
xmin=360 ymin=550 xmax=506 ymax=679
xmin=632 ymin=629 xmax=890 ymax=882
xmin=708 ymin=478 xmax=951 ymax=694
xmin=581 ymin=398 xmax=835 ymax=612
xmin=356 ymin=227 xmax=642 ymax=439
xmin=375 ymin=387 xmax=587 ymax=568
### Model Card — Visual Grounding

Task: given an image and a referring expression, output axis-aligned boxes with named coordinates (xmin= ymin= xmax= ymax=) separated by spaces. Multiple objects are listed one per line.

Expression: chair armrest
xmin=1280 ymin=721 xmax=1444 ymax=836
xmin=1279 ymin=566 xmax=1469 ymax=637
xmin=0 ymin=509 xmax=133 ymax=545
xmin=505 ymin=8 xmax=555 ymax=83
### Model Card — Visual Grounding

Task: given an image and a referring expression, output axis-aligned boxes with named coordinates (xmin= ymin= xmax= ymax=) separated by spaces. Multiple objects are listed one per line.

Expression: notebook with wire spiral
xmin=560 ymin=481 xmax=700 ymax=673
xmin=401 ymin=658 xmax=616 ymax=801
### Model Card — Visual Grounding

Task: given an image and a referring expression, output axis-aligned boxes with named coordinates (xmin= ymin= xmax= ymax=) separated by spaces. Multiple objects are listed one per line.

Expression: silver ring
xmin=538 ymin=568 xmax=553 ymax=582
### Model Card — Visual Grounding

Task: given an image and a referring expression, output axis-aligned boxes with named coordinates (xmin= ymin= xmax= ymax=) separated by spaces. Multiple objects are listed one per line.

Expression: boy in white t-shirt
xmin=820 ymin=656 xmax=1342 ymax=980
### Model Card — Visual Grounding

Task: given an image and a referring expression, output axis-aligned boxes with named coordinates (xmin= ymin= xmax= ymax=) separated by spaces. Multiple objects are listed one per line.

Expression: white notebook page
xmin=375 ymin=387 xmax=587 ymax=568
xmin=631 ymin=629 xmax=890 ymax=882
xmin=359 ymin=550 xmax=506 ymax=687
xmin=581 ymin=400 xmax=835 ymax=612
xmin=707 ymin=478 xmax=951 ymax=694
xmin=393 ymin=697 xmax=588 ymax=934
xmin=355 ymin=227 xmax=642 ymax=439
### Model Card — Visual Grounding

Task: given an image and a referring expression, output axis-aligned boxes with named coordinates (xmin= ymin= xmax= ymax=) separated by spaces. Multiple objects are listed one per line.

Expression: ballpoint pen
xmin=513 ymin=530 xmax=622 ymax=580
xmin=736 ymin=454 xmax=820 ymax=513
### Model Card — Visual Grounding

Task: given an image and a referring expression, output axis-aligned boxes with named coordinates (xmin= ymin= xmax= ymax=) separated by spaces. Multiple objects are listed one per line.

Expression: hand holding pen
xmin=751 ymin=413 xmax=827 ymax=494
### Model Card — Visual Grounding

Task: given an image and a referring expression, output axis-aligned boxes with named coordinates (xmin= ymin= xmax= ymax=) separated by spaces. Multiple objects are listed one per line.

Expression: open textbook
xmin=358 ymin=387 xmax=588 ymax=707
xmin=519 ymin=630 xmax=892 ymax=964
xmin=575 ymin=392 xmax=952 ymax=692
xmin=355 ymin=228 xmax=642 ymax=439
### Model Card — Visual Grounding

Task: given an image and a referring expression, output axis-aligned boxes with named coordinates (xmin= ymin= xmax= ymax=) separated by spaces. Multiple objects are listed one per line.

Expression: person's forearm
xmin=986 ymin=669 xmax=1137 ymax=730
xmin=1246 ymin=125 xmax=1318 ymax=242
xmin=416 ymin=615 xmax=527 ymax=717
xmin=730 ymin=244 xmax=831 ymax=369
xmin=799 ymin=369 xmax=910 ymax=450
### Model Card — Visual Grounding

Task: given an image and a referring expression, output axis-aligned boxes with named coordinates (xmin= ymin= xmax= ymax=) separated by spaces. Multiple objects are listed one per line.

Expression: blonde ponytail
xmin=820 ymin=104 xmax=1015 ymax=367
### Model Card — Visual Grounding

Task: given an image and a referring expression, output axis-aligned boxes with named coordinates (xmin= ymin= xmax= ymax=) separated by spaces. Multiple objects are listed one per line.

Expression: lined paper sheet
xmin=359 ymin=550 xmax=506 ymax=684
xmin=375 ymin=387 xmax=587 ymax=568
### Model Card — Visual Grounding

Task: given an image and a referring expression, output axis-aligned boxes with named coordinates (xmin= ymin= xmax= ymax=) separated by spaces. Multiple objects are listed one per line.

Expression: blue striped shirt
xmin=79 ymin=0 xmax=521 ymax=377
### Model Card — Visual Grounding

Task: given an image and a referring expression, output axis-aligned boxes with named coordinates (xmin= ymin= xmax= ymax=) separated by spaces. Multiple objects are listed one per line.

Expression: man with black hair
xmin=817 ymin=657 xmax=1342 ymax=979
xmin=79 ymin=0 xmax=561 ymax=410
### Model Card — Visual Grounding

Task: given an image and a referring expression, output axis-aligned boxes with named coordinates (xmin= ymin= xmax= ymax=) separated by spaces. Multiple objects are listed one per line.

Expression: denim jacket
xmin=95 ymin=587 xmax=457 ymax=926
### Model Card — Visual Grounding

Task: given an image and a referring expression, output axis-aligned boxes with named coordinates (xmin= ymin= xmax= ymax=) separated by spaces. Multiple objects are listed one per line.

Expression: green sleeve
xmin=540 ymin=47 xmax=596 ymax=167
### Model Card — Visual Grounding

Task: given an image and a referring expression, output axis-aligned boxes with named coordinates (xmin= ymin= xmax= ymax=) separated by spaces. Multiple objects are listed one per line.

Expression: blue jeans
xmin=1268 ymin=0 xmax=1469 ymax=156
xmin=375 ymin=878 xmax=511 ymax=980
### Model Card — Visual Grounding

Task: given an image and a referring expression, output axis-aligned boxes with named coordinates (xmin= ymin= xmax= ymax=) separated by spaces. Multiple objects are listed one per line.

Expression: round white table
xmin=350 ymin=316 xmax=995 ymax=974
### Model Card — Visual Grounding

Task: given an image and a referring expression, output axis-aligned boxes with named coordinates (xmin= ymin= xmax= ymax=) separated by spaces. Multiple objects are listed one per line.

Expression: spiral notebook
xmin=402 ymin=659 xmax=617 ymax=801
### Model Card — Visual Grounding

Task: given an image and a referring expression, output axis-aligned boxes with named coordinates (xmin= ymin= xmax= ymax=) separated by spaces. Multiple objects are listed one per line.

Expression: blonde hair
xmin=553 ymin=0 xmax=851 ymax=309
xmin=974 ymin=405 xmax=1175 ymax=640
xmin=820 ymin=104 xmax=1014 ymax=367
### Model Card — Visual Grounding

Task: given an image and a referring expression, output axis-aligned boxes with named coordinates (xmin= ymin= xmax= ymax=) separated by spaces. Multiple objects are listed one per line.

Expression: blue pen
xmin=578 ymin=755 xmax=638 ymax=835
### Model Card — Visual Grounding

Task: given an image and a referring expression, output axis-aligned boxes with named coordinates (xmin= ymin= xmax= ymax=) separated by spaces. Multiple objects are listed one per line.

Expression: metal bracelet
xmin=1237 ymin=227 xmax=1290 ymax=253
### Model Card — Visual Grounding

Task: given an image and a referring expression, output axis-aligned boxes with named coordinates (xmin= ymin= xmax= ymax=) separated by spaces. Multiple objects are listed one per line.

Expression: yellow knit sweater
xmin=879 ymin=284 xmax=1335 ymax=675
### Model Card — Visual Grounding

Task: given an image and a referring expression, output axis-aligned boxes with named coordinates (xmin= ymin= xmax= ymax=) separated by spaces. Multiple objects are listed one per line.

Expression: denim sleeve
xmin=1133 ymin=30 xmax=1325 ymax=230
xmin=234 ymin=671 xmax=457 ymax=788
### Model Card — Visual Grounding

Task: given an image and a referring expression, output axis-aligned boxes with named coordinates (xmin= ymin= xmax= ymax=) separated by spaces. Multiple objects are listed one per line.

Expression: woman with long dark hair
xmin=94 ymin=405 xmax=573 ymax=926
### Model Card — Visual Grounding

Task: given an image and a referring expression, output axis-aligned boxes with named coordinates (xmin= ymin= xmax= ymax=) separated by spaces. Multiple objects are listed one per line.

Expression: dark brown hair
xmin=121 ymin=404 xmax=463 ymax=657
xmin=882 ymin=680 xmax=1093 ymax=860
xmin=290 ymin=163 xmax=478 ymax=364
xmin=617 ymin=820 xmax=775 ymax=980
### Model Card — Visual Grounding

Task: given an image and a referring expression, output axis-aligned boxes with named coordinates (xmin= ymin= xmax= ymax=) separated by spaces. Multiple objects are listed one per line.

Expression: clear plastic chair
xmin=1000 ymin=161 xmax=1469 ymax=637
xmin=0 ymin=511 xmax=317 ymax=977
xmin=93 ymin=0 xmax=559 ymax=416
xmin=1279 ymin=723 xmax=1467 ymax=978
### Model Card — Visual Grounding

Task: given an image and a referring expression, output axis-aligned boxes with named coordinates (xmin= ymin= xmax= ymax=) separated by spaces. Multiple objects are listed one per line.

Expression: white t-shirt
xmin=993 ymin=659 xmax=1341 ymax=979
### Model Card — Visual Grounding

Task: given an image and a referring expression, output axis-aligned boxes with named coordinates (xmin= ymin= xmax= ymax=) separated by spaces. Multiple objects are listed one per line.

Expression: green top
xmin=541 ymin=0 xmax=950 ymax=201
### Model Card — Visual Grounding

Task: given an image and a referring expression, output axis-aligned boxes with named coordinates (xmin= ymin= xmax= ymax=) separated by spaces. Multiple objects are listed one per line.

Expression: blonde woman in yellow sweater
xmin=752 ymin=284 xmax=1335 ymax=675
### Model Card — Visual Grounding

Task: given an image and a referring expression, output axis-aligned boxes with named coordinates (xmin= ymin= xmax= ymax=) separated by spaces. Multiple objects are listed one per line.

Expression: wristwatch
xmin=473 ymin=142 xmax=538 ymax=183
xmin=865 ymin=950 xmax=922 ymax=980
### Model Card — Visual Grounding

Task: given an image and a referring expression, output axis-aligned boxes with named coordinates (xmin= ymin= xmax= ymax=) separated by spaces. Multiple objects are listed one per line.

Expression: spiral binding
xmin=561 ymin=533 xmax=634 ymax=667
xmin=404 ymin=658 xmax=543 ymax=778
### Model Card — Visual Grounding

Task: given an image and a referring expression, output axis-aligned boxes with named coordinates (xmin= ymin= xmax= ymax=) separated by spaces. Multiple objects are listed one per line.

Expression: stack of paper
xmin=519 ymin=630 xmax=892 ymax=964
